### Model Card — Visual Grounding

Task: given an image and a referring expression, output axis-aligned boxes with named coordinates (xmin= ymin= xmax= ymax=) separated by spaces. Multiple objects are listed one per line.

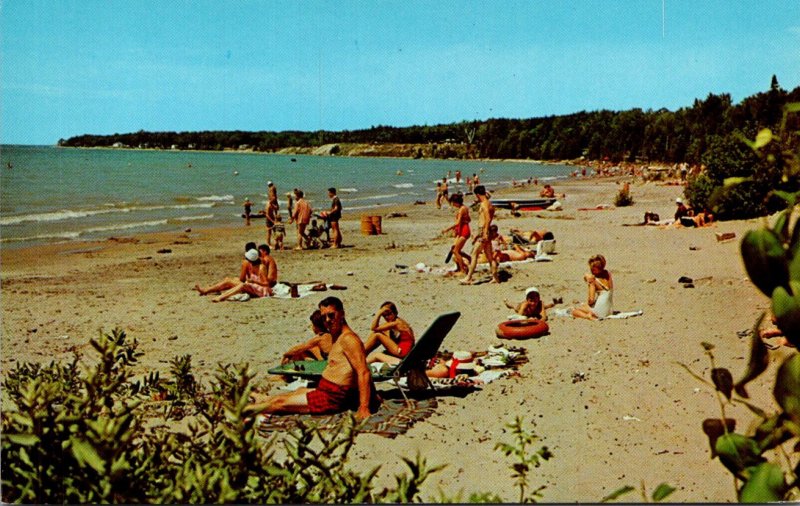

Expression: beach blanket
xmin=551 ymin=308 xmax=643 ymax=320
xmin=256 ymin=397 xmax=438 ymax=439
xmin=404 ymin=257 xmax=544 ymax=276
xmin=271 ymin=283 xmax=345 ymax=299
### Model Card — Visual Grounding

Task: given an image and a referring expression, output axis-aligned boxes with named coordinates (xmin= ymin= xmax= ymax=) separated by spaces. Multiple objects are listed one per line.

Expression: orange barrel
xmin=371 ymin=215 xmax=382 ymax=234
xmin=361 ymin=215 xmax=376 ymax=235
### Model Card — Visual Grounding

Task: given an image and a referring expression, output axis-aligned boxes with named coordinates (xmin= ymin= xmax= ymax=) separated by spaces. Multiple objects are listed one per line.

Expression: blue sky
xmin=1 ymin=0 xmax=799 ymax=145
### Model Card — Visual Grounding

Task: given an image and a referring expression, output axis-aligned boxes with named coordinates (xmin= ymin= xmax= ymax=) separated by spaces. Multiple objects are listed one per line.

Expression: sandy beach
xmin=1 ymin=176 xmax=790 ymax=502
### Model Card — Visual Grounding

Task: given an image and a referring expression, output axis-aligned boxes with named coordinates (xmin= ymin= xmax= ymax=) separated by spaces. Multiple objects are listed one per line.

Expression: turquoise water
xmin=0 ymin=145 xmax=573 ymax=249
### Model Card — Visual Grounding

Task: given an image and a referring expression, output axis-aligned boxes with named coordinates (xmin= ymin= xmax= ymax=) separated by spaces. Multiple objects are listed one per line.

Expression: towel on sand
xmin=257 ymin=397 xmax=438 ymax=439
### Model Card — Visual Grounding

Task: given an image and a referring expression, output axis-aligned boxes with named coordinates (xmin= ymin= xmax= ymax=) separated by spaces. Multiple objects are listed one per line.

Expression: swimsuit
xmin=456 ymin=222 xmax=471 ymax=238
xmin=245 ymin=273 xmax=270 ymax=297
xmin=306 ymin=377 xmax=380 ymax=414
xmin=391 ymin=329 xmax=415 ymax=357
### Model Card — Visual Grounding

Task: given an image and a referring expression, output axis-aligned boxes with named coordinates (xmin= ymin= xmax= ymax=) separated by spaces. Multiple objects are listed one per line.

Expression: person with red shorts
xmin=245 ymin=296 xmax=380 ymax=420
xmin=363 ymin=301 xmax=416 ymax=366
xmin=442 ymin=192 xmax=471 ymax=274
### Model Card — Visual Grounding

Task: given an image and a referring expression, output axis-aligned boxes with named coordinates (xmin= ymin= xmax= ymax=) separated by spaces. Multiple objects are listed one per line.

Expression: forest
xmin=60 ymin=77 xmax=798 ymax=165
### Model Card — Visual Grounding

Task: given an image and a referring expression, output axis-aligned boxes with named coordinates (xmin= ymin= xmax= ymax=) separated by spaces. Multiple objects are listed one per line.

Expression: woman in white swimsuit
xmin=572 ymin=254 xmax=613 ymax=320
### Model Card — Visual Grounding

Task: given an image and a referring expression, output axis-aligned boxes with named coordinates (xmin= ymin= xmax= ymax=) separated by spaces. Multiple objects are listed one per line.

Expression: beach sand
xmin=1 ymin=176 xmax=790 ymax=502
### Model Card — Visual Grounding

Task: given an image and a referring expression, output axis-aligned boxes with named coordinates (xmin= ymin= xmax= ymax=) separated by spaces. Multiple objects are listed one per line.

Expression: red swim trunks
xmin=306 ymin=377 xmax=381 ymax=414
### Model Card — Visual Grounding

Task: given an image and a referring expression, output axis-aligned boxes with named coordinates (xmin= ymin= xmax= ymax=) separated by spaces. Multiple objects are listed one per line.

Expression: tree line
xmin=60 ymin=76 xmax=799 ymax=166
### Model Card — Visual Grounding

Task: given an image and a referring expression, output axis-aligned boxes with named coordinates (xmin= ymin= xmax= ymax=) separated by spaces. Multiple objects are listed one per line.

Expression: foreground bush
xmin=0 ymin=330 xmax=447 ymax=503
xmin=2 ymin=330 xmax=559 ymax=503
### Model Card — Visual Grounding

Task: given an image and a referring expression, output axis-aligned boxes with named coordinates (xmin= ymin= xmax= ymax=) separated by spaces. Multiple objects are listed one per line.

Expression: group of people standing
xmin=262 ymin=182 xmax=343 ymax=251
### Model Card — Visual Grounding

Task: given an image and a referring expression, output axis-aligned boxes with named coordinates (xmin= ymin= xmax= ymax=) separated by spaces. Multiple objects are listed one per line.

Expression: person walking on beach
xmin=265 ymin=197 xmax=279 ymax=247
xmin=245 ymin=296 xmax=379 ymax=420
xmin=243 ymin=197 xmax=253 ymax=226
xmin=290 ymin=189 xmax=312 ymax=250
xmin=461 ymin=185 xmax=499 ymax=285
xmin=435 ymin=182 xmax=443 ymax=209
xmin=327 ymin=187 xmax=343 ymax=248
xmin=441 ymin=193 xmax=471 ymax=274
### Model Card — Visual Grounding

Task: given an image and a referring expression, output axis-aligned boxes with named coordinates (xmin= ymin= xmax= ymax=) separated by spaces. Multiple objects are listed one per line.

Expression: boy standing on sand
xmin=289 ymin=189 xmax=312 ymax=250
xmin=245 ymin=296 xmax=378 ymax=420
xmin=461 ymin=185 xmax=499 ymax=285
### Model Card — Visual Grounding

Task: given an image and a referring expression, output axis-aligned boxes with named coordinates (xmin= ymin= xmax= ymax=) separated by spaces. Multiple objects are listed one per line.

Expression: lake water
xmin=0 ymin=145 xmax=573 ymax=249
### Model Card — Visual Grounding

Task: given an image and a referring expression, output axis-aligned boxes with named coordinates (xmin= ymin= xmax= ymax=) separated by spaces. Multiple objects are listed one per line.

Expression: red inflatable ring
xmin=496 ymin=318 xmax=550 ymax=340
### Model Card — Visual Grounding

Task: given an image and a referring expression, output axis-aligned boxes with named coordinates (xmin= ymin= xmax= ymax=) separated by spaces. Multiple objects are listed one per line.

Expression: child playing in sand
xmin=572 ymin=254 xmax=613 ymax=320
xmin=504 ymin=286 xmax=552 ymax=320
xmin=273 ymin=215 xmax=286 ymax=250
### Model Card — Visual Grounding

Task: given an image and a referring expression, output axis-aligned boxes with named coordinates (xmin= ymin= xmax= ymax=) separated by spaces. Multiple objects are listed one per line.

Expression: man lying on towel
xmin=246 ymin=296 xmax=381 ymax=420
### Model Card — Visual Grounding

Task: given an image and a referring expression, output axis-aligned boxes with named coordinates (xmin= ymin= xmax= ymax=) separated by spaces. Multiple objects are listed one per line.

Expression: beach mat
xmin=257 ymin=397 xmax=438 ymax=439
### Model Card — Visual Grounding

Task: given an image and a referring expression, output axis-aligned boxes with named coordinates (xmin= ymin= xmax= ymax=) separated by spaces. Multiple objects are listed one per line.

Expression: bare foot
xmin=194 ymin=284 xmax=206 ymax=295
xmin=459 ymin=277 xmax=473 ymax=285
xmin=211 ymin=296 xmax=223 ymax=303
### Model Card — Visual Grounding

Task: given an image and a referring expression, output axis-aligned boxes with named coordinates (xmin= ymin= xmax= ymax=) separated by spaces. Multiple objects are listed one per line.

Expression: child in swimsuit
xmin=504 ymin=286 xmax=552 ymax=320
xmin=442 ymin=193 xmax=471 ymax=274
xmin=363 ymin=301 xmax=416 ymax=365
xmin=572 ymin=254 xmax=614 ymax=320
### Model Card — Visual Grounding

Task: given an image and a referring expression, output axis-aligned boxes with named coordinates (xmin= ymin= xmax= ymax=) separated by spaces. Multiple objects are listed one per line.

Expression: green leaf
xmin=711 ymin=368 xmax=734 ymax=400
xmin=771 ymin=284 xmax=800 ymax=347
xmin=724 ymin=176 xmax=750 ymax=187
xmin=600 ymin=485 xmax=635 ymax=503
xmin=738 ymin=462 xmax=786 ymax=503
xmin=702 ymin=418 xmax=736 ymax=456
xmin=784 ymin=102 xmax=800 ymax=113
xmin=4 ymin=433 xmax=40 ymax=446
xmin=715 ymin=433 xmax=765 ymax=478
xmin=651 ymin=482 xmax=676 ymax=502
xmin=740 ymin=229 xmax=788 ymax=298
xmin=71 ymin=438 xmax=106 ymax=474
xmin=773 ymin=354 xmax=800 ymax=423
xmin=753 ymin=128 xmax=773 ymax=149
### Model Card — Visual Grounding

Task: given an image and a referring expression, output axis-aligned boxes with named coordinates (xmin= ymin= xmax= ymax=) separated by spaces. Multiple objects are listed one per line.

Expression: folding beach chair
xmin=536 ymin=239 xmax=556 ymax=256
xmin=268 ymin=311 xmax=461 ymax=403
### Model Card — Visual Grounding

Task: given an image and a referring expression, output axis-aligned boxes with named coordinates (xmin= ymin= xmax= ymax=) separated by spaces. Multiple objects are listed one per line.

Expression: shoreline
xmin=1 ymin=175 xmax=778 ymax=501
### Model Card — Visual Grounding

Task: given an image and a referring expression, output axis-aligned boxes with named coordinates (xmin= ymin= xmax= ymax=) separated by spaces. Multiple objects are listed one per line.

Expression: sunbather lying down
xmin=476 ymin=244 xmax=535 ymax=263
xmin=509 ymin=228 xmax=553 ymax=244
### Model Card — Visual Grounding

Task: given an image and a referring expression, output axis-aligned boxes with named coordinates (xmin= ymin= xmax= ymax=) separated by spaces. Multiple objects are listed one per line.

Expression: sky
xmin=1 ymin=0 xmax=799 ymax=145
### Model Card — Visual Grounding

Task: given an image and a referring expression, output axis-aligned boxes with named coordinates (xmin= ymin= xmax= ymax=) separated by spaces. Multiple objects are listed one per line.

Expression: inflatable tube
xmin=496 ymin=318 xmax=550 ymax=340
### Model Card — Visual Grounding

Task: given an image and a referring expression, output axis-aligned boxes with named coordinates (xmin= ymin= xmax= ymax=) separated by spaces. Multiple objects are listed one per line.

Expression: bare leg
xmin=367 ymin=351 xmax=402 ymax=365
xmin=212 ymin=282 xmax=249 ymax=302
xmin=195 ymin=278 xmax=238 ymax=295
xmin=363 ymin=331 xmax=400 ymax=355
xmin=453 ymin=236 xmax=468 ymax=273
xmin=460 ymin=240 xmax=483 ymax=284
xmin=244 ymin=388 xmax=314 ymax=417
xmin=572 ymin=306 xmax=598 ymax=320
xmin=331 ymin=222 xmax=342 ymax=248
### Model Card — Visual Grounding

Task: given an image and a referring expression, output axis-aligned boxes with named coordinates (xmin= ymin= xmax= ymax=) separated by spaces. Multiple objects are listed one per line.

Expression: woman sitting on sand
xmin=441 ymin=193 xmax=471 ymax=274
xmin=572 ymin=254 xmax=614 ymax=320
xmin=194 ymin=246 xmax=272 ymax=302
xmin=363 ymin=302 xmax=415 ymax=365
xmin=281 ymin=309 xmax=333 ymax=363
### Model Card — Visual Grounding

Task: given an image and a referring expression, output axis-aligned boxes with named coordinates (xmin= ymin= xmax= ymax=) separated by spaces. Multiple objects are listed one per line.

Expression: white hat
xmin=244 ymin=249 xmax=259 ymax=262
xmin=525 ymin=286 xmax=540 ymax=297
xmin=267 ymin=181 xmax=273 ymax=186
xmin=675 ymin=197 xmax=683 ymax=204
xmin=453 ymin=350 xmax=473 ymax=362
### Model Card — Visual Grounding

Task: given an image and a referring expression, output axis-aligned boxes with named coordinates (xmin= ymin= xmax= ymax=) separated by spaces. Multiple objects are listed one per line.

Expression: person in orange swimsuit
xmin=442 ymin=193 xmax=471 ymax=274
xmin=363 ymin=301 xmax=415 ymax=365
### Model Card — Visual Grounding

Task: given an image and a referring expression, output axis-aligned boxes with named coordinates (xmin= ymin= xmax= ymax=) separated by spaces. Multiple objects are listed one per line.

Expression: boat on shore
xmin=491 ymin=197 xmax=557 ymax=211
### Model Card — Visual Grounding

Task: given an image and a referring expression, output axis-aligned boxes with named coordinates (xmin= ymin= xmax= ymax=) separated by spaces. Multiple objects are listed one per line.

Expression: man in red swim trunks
xmin=245 ymin=296 xmax=379 ymax=420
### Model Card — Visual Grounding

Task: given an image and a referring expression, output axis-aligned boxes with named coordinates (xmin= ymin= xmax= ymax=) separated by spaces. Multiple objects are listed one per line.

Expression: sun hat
xmin=675 ymin=197 xmax=683 ymax=204
xmin=267 ymin=181 xmax=273 ymax=186
xmin=244 ymin=249 xmax=259 ymax=262
xmin=453 ymin=351 xmax=473 ymax=362
xmin=525 ymin=286 xmax=540 ymax=297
